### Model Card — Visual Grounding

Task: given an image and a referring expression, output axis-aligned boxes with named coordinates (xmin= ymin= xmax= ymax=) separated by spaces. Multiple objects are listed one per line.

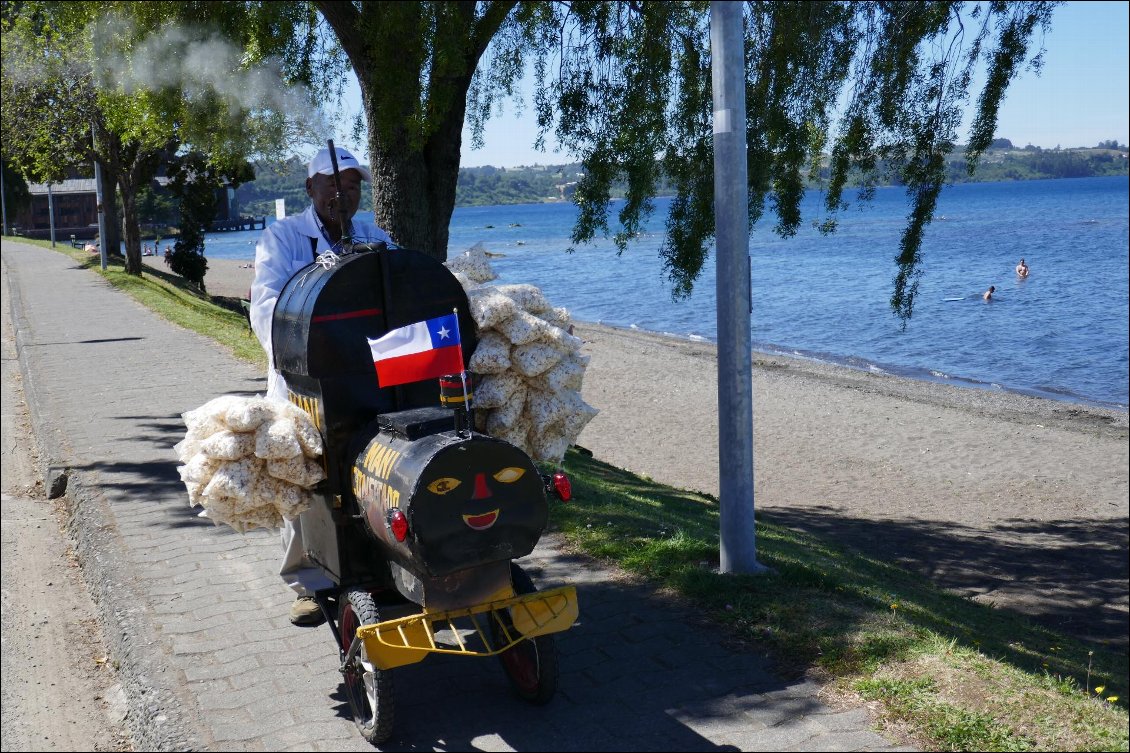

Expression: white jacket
xmin=249 ymin=205 xmax=394 ymax=400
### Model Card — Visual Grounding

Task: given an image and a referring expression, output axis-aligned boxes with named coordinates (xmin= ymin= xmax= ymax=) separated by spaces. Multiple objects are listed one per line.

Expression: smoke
xmin=89 ymin=16 xmax=330 ymax=142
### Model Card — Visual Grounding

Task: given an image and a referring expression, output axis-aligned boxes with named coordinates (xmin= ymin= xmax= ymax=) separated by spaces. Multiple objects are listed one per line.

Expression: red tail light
xmin=388 ymin=508 xmax=409 ymax=542
xmin=552 ymin=472 xmax=572 ymax=502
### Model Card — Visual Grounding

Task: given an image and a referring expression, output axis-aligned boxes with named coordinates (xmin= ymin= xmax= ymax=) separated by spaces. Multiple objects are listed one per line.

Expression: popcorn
xmin=254 ymin=418 xmax=303 ymax=460
xmin=275 ymin=402 xmax=324 ymax=457
xmin=445 ymin=242 xmax=498 ymax=283
xmin=485 ymin=386 xmax=528 ymax=431
xmin=497 ymin=310 xmax=550 ymax=346
xmin=202 ymin=457 xmax=261 ymax=502
xmin=529 ymin=356 xmax=586 ymax=393
xmin=495 ymin=284 xmax=551 ymax=314
xmin=200 ymin=430 xmax=256 ymax=461
xmin=467 ymin=330 xmax=512 ymax=375
xmin=224 ymin=397 xmax=275 ymax=432
xmin=511 ymin=342 xmax=563 ymax=378
xmin=466 ymin=287 xmax=519 ymax=329
xmin=474 ymin=372 xmax=525 ymax=410
xmin=175 ymin=395 xmax=326 ymax=533
xmin=266 ymin=455 xmax=327 ymax=488
xmin=178 ymin=453 xmax=222 ymax=485
xmin=448 ymin=243 xmax=598 ymax=464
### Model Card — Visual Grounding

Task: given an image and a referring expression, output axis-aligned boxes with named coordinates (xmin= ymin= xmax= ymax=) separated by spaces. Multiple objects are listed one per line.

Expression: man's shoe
xmin=290 ymin=595 xmax=325 ymax=626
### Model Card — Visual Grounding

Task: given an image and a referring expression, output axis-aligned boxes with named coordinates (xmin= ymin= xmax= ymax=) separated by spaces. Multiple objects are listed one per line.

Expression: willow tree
xmin=315 ymin=0 xmax=1055 ymax=320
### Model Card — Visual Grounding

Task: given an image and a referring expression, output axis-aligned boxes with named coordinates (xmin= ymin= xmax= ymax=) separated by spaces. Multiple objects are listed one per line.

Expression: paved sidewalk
xmin=2 ymin=238 xmax=912 ymax=752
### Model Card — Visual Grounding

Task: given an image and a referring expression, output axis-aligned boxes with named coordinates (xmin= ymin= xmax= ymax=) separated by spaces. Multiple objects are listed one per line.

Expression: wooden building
xmin=16 ymin=178 xmax=100 ymax=240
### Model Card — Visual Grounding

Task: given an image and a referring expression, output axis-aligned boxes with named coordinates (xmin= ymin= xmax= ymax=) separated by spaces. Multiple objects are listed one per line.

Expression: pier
xmin=209 ymin=216 xmax=266 ymax=232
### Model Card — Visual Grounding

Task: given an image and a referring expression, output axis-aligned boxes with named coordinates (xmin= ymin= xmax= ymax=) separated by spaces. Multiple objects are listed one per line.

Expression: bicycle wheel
xmin=339 ymin=589 xmax=395 ymax=745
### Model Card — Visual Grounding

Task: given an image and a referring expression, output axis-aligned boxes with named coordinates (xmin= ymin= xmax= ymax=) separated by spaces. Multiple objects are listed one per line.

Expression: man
xmin=1015 ymin=258 xmax=1029 ymax=277
xmin=983 ymin=285 xmax=995 ymax=301
xmin=250 ymin=146 xmax=394 ymax=625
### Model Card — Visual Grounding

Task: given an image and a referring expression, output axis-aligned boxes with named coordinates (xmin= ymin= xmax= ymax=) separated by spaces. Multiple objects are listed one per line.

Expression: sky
xmin=325 ymin=1 xmax=1129 ymax=169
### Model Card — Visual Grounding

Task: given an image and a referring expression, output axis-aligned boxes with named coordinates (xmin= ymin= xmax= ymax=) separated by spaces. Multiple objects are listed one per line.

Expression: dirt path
xmin=1 ymin=268 xmax=132 ymax=752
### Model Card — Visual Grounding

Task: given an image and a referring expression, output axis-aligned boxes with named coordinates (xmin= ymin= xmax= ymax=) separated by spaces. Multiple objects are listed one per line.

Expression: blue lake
xmin=200 ymin=176 xmax=1130 ymax=409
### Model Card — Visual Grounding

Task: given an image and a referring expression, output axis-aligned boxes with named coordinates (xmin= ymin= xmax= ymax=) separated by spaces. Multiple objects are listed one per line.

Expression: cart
xmin=272 ymin=243 xmax=578 ymax=744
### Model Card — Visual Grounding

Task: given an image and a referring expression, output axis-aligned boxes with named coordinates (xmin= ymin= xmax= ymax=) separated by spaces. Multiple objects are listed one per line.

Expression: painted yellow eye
xmin=427 ymin=477 xmax=461 ymax=495
xmin=492 ymin=467 xmax=525 ymax=484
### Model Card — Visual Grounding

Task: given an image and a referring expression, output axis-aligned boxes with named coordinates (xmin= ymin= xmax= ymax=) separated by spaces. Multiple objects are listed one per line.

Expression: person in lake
xmin=983 ymin=285 xmax=996 ymax=301
xmin=1016 ymin=258 xmax=1029 ymax=277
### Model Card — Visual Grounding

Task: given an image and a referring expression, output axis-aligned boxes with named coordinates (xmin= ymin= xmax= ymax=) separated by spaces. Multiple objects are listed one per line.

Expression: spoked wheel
xmin=339 ymin=589 xmax=395 ymax=745
xmin=492 ymin=563 xmax=559 ymax=705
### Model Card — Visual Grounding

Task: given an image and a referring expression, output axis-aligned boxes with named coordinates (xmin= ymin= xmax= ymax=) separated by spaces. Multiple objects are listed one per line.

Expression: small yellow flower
xmin=1094 ymin=685 xmax=1105 ymax=694
xmin=890 ymin=603 xmax=898 ymax=610
xmin=1106 ymin=696 xmax=1119 ymax=703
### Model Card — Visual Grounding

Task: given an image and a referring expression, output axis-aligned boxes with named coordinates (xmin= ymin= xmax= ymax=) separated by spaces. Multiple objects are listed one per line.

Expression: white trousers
xmin=280 ymin=515 xmax=333 ymax=597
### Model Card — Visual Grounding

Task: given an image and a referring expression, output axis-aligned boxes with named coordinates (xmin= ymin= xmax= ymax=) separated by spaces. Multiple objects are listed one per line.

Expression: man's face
xmin=306 ymin=169 xmax=364 ymax=229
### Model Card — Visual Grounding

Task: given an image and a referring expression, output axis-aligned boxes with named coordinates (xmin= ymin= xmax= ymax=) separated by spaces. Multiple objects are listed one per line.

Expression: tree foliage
xmin=310 ymin=0 xmax=1057 ymax=321
xmin=1 ymin=0 xmax=337 ymax=274
xmin=5 ymin=1 xmax=1058 ymax=321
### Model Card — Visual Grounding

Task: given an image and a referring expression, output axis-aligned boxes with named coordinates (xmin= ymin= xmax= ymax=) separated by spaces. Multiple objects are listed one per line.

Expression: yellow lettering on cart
xmin=362 ymin=445 xmax=401 ymax=482
xmin=382 ymin=485 xmax=400 ymax=510
xmin=352 ymin=470 xmax=401 ymax=513
xmin=287 ymin=392 xmax=322 ymax=431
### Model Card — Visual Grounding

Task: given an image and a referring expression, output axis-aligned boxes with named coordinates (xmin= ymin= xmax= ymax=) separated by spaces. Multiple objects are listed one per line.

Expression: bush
xmin=165 ymin=245 xmax=209 ymax=291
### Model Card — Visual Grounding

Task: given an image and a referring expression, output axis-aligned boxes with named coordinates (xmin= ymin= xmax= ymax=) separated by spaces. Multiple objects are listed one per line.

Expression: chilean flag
xmin=367 ymin=313 xmax=464 ymax=387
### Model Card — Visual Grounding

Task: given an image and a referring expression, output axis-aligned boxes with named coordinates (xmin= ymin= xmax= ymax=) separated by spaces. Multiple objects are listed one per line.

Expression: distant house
xmin=14 ymin=172 xmax=244 ymax=240
xmin=16 ymin=178 xmax=100 ymax=240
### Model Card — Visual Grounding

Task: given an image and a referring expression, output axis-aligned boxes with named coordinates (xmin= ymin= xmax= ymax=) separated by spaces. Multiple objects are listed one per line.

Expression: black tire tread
xmin=341 ymin=589 xmax=395 ymax=745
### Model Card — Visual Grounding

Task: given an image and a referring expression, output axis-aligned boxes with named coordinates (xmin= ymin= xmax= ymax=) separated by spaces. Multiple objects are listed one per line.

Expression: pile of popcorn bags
xmin=176 ymin=243 xmax=596 ymax=532
xmin=175 ymin=396 xmax=324 ymax=532
xmin=445 ymin=243 xmax=598 ymax=465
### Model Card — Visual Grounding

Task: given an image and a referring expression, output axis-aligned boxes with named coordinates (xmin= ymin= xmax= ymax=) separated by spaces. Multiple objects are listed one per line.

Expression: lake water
xmin=199 ymin=176 xmax=1130 ymax=409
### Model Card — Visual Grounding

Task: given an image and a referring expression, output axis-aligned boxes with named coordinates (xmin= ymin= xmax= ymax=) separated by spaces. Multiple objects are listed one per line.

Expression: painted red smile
xmin=462 ymin=509 xmax=499 ymax=531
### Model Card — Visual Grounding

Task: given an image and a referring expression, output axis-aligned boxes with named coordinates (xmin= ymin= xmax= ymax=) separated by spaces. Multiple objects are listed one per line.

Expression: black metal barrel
xmin=271 ymin=246 xmax=480 ymax=586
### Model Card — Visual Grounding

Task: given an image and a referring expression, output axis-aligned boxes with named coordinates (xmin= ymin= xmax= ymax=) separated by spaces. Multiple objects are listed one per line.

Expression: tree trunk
xmin=98 ymin=164 xmax=122 ymax=257
xmin=319 ymin=0 xmax=504 ymax=263
xmin=118 ymin=168 xmax=142 ymax=276
xmin=366 ymin=114 xmax=465 ymax=262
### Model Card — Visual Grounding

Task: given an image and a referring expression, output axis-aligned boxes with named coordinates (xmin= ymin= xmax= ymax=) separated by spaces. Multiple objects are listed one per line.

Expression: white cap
xmin=307 ymin=147 xmax=372 ymax=181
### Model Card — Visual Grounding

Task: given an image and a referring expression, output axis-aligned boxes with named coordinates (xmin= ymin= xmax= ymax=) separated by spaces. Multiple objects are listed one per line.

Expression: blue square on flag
xmin=367 ymin=313 xmax=464 ymax=387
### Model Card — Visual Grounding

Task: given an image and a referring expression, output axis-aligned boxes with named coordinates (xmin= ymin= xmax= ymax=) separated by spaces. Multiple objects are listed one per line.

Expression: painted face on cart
xmin=411 ymin=439 xmax=548 ymax=575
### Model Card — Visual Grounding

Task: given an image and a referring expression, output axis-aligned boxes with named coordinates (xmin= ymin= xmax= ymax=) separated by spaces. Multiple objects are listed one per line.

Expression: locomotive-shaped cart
xmin=273 ymin=243 xmax=578 ymax=744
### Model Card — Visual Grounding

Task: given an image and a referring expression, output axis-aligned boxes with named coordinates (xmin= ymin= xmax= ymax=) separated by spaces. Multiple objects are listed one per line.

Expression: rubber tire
xmin=339 ymin=589 xmax=395 ymax=745
xmin=493 ymin=563 xmax=559 ymax=705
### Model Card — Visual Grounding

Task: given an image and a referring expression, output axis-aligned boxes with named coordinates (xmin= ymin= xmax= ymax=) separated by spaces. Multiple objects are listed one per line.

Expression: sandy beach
xmin=194 ymin=256 xmax=1129 ymax=648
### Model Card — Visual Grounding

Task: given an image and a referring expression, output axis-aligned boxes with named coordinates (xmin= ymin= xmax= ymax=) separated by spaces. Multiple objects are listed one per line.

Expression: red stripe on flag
xmin=374 ymin=344 xmax=464 ymax=387
xmin=312 ymin=307 xmax=383 ymax=323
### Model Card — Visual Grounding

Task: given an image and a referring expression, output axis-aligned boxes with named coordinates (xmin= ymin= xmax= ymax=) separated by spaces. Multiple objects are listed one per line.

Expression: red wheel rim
xmin=341 ymin=605 xmax=357 ymax=655
xmin=501 ymin=640 xmax=540 ymax=694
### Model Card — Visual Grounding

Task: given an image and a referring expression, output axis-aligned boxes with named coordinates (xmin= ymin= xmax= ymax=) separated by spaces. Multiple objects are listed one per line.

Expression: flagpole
xmin=452 ymin=308 xmax=471 ymax=436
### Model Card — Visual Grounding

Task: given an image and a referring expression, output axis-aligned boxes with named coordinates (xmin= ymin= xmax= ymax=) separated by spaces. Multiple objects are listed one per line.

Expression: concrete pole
xmin=47 ymin=182 xmax=56 ymax=247
xmin=1 ymin=163 xmax=8 ymax=235
xmin=92 ymin=123 xmax=108 ymax=270
xmin=711 ymin=1 xmax=766 ymax=574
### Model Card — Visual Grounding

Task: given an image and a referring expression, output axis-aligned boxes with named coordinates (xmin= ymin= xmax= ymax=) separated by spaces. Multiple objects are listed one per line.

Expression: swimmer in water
xmin=1015 ymin=258 xmax=1029 ymax=277
xmin=983 ymin=285 xmax=996 ymax=301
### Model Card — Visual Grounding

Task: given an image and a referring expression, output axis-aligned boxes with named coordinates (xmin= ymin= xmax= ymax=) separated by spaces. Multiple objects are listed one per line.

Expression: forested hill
xmin=234 ymin=141 xmax=1128 ymax=217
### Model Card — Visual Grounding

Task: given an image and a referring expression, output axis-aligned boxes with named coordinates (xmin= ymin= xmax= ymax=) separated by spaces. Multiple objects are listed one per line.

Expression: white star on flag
xmin=436 ymin=325 xmax=451 ymax=339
